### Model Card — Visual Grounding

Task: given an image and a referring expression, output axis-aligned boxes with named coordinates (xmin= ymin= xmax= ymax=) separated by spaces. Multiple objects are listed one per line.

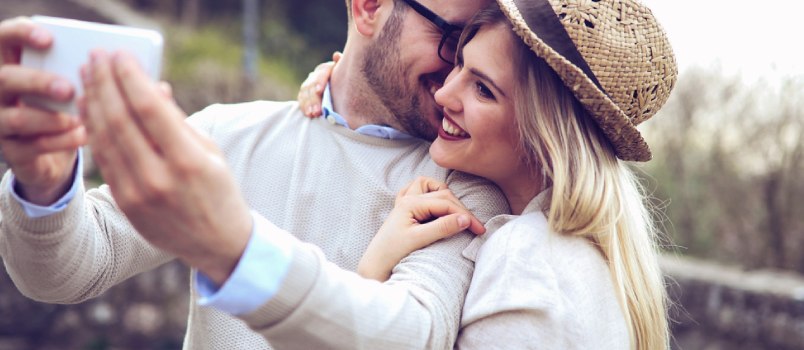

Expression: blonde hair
xmin=460 ymin=5 xmax=669 ymax=349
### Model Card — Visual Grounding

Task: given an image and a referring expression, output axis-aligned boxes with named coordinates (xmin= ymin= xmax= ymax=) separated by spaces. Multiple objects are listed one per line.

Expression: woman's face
xmin=430 ymin=24 xmax=530 ymax=188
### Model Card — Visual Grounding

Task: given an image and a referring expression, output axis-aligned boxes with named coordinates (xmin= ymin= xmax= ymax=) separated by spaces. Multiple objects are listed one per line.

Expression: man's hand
xmin=0 ymin=17 xmax=85 ymax=205
xmin=80 ymin=50 xmax=252 ymax=285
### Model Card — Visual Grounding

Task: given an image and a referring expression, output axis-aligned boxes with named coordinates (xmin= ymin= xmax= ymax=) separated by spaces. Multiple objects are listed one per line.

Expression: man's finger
xmin=88 ymin=50 xmax=162 ymax=180
xmin=0 ymin=17 xmax=52 ymax=64
xmin=0 ymin=65 xmax=73 ymax=105
xmin=110 ymin=51 xmax=195 ymax=161
xmin=157 ymin=81 xmax=173 ymax=99
xmin=1 ymin=126 xmax=85 ymax=164
xmin=82 ymin=50 xmax=139 ymax=190
xmin=0 ymin=106 xmax=79 ymax=137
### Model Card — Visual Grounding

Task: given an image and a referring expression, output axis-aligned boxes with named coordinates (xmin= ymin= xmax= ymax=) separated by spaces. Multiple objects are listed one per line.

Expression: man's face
xmin=361 ymin=0 xmax=490 ymax=141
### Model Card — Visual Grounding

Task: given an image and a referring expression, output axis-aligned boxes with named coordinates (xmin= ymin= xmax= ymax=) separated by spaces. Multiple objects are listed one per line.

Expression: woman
xmin=303 ymin=0 xmax=675 ymax=348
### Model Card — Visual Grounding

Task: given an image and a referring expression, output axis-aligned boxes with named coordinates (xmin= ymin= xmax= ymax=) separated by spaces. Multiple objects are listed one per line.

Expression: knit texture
xmin=0 ymin=101 xmax=509 ymax=349
xmin=458 ymin=193 xmax=628 ymax=349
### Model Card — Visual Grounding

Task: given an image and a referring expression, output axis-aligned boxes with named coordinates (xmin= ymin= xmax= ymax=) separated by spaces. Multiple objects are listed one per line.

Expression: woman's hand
xmin=298 ymin=51 xmax=341 ymax=117
xmin=358 ymin=177 xmax=486 ymax=282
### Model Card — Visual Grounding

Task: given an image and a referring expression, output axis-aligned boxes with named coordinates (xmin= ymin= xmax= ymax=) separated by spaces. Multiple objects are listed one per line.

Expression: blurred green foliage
xmin=119 ymin=0 xmax=347 ymax=112
xmin=644 ymin=68 xmax=804 ymax=272
xmin=125 ymin=0 xmax=346 ymax=82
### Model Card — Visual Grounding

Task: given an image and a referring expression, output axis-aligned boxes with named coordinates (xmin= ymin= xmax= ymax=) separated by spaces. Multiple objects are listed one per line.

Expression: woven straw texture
xmin=498 ymin=0 xmax=677 ymax=161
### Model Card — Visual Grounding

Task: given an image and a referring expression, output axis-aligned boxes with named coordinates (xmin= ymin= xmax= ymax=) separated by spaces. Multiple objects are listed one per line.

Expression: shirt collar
xmin=484 ymin=189 xmax=549 ymax=232
xmin=322 ymin=84 xmax=414 ymax=140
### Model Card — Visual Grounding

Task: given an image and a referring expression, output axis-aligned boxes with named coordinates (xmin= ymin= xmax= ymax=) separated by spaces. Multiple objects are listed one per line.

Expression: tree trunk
xmin=763 ymin=173 xmax=786 ymax=268
xmin=181 ymin=0 xmax=201 ymax=28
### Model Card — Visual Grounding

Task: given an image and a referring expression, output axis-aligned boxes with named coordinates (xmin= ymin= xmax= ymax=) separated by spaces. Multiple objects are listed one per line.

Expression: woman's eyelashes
xmin=475 ymin=81 xmax=496 ymax=100
xmin=452 ymin=57 xmax=495 ymax=101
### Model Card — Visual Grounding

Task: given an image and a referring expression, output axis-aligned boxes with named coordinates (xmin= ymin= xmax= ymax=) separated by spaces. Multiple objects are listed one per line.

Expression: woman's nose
xmin=434 ymin=70 xmax=461 ymax=114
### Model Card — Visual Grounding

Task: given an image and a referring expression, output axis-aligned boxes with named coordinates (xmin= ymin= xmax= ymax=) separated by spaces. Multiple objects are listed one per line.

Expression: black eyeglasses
xmin=401 ymin=0 xmax=463 ymax=64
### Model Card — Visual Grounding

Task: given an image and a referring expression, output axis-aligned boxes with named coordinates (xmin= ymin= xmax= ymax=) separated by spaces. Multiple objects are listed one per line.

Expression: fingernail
xmin=80 ymin=65 xmax=90 ymax=83
xmin=50 ymin=79 xmax=72 ymax=99
xmin=90 ymin=50 xmax=107 ymax=68
xmin=113 ymin=51 xmax=137 ymax=69
xmin=316 ymin=84 xmax=323 ymax=92
xmin=457 ymin=215 xmax=470 ymax=228
xmin=112 ymin=51 xmax=125 ymax=64
xmin=29 ymin=28 xmax=50 ymax=44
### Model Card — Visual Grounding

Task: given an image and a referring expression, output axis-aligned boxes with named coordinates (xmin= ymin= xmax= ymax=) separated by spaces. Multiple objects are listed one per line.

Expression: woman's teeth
xmin=442 ymin=118 xmax=468 ymax=137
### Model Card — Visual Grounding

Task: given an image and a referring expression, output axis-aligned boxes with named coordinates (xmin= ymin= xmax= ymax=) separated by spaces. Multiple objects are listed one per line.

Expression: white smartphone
xmin=21 ymin=16 xmax=163 ymax=115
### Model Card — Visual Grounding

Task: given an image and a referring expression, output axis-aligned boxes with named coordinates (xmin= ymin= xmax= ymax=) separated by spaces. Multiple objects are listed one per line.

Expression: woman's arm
xmin=358 ymin=177 xmax=486 ymax=281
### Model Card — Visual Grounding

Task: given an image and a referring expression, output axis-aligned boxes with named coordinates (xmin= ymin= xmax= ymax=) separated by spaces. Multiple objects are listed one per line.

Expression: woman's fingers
xmin=405 ymin=196 xmax=486 ymax=235
xmin=410 ymin=213 xmax=474 ymax=245
xmin=396 ymin=177 xmax=485 ymax=235
xmin=298 ymin=55 xmax=340 ymax=117
xmin=398 ymin=176 xmax=449 ymax=198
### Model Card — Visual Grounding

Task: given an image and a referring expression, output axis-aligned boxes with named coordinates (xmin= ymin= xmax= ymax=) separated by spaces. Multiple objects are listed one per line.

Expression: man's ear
xmin=351 ymin=0 xmax=387 ymax=37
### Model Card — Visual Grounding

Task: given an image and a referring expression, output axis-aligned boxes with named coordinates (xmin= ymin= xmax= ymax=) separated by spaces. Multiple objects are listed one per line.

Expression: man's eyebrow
xmin=469 ymin=67 xmax=507 ymax=98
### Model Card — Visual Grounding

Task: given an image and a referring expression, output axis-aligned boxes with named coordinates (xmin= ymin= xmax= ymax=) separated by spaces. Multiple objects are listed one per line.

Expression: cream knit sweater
xmin=0 ymin=101 xmax=509 ymax=349
xmin=457 ymin=193 xmax=628 ymax=349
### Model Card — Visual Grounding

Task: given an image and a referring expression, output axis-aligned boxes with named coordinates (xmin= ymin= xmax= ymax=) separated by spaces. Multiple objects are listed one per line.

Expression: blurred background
xmin=0 ymin=0 xmax=802 ymax=349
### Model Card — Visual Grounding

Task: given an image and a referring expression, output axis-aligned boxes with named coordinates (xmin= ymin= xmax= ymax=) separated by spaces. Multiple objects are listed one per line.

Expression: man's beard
xmin=361 ymin=7 xmax=437 ymax=141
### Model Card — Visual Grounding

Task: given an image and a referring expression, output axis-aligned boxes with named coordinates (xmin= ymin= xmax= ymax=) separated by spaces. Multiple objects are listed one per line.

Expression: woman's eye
xmin=475 ymin=82 xmax=495 ymax=100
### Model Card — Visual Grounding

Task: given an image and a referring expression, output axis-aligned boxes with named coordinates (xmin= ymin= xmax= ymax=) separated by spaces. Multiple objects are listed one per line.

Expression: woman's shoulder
xmin=473 ymin=210 xmax=553 ymax=263
xmin=462 ymin=210 xmax=627 ymax=343
xmin=462 ymin=211 xmax=560 ymax=319
xmin=478 ymin=209 xmax=607 ymax=270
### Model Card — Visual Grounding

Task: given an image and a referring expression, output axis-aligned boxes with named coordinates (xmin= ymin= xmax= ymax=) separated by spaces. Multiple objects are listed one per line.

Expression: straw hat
xmin=497 ymin=0 xmax=677 ymax=161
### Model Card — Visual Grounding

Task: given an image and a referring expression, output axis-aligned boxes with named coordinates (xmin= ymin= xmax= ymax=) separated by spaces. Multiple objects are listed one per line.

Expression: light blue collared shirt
xmin=12 ymin=84 xmax=411 ymax=316
xmin=320 ymin=84 xmax=413 ymax=140
xmin=9 ymin=149 xmax=83 ymax=218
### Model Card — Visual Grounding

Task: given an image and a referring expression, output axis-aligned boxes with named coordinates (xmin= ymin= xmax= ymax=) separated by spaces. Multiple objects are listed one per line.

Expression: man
xmin=0 ymin=0 xmax=507 ymax=349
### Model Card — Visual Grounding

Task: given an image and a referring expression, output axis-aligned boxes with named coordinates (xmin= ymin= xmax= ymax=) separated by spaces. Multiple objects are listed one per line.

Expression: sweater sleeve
xmin=237 ymin=172 xmax=510 ymax=350
xmin=0 ymin=109 xmax=224 ymax=304
xmin=0 ymin=173 xmax=174 ymax=303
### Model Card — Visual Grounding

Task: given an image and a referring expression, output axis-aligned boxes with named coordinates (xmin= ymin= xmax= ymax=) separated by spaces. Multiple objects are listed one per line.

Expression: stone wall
xmin=3 ymin=253 xmax=803 ymax=349
xmin=0 ymin=262 xmax=189 ymax=350
xmin=663 ymin=255 xmax=804 ymax=349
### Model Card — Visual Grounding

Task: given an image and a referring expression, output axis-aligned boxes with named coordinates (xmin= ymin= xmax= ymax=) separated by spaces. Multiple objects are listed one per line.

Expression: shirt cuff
xmin=195 ymin=210 xmax=294 ymax=316
xmin=9 ymin=149 xmax=83 ymax=218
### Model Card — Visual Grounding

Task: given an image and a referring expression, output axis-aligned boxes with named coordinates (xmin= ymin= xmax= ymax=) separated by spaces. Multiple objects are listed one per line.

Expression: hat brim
xmin=497 ymin=0 xmax=651 ymax=162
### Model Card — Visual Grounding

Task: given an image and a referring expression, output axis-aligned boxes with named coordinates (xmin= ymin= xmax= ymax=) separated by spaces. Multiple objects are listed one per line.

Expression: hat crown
xmin=549 ymin=0 xmax=677 ymax=125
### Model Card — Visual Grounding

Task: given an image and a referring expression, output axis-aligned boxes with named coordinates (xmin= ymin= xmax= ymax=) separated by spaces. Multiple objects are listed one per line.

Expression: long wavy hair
xmin=457 ymin=4 xmax=669 ymax=349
